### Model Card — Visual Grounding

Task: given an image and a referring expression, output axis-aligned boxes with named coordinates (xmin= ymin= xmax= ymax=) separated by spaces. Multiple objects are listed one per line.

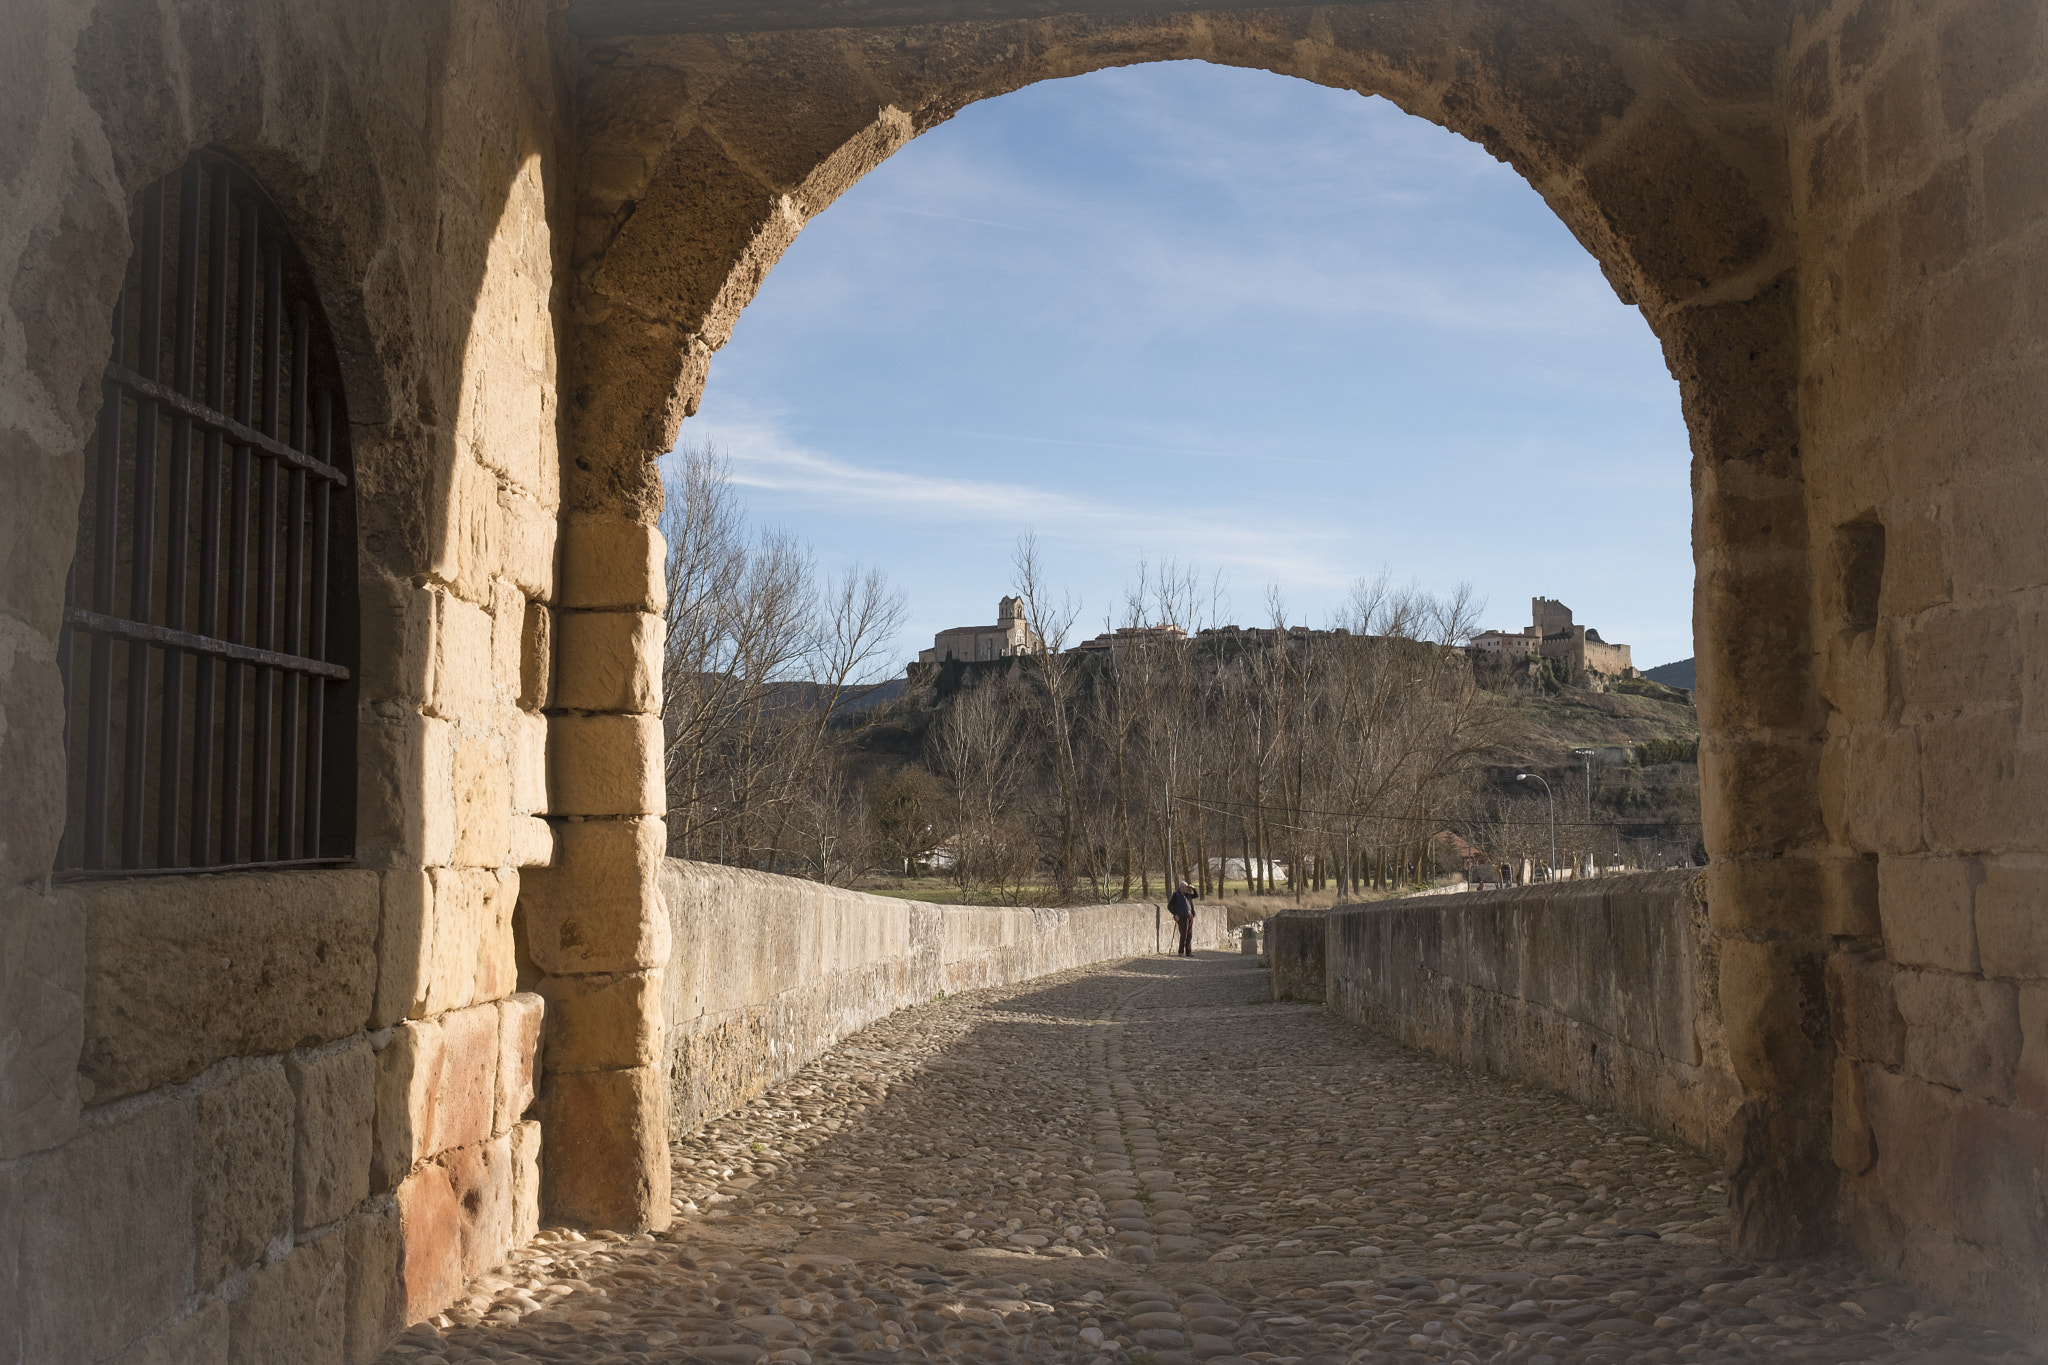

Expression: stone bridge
xmin=372 ymin=872 xmax=2038 ymax=1364
xmin=5 ymin=0 xmax=2048 ymax=1360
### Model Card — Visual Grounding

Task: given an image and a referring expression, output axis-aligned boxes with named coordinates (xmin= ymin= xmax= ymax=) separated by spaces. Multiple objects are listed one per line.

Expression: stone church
xmin=917 ymin=595 xmax=1045 ymax=663
xmin=3 ymin=1 xmax=2046 ymax=1360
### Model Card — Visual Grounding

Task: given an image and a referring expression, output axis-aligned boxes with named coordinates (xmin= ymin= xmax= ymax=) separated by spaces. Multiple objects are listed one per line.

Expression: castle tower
xmin=1532 ymin=597 xmax=1575 ymax=636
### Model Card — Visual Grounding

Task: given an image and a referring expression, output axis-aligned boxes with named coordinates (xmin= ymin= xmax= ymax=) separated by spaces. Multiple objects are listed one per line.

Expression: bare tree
xmin=660 ymin=441 xmax=905 ymax=874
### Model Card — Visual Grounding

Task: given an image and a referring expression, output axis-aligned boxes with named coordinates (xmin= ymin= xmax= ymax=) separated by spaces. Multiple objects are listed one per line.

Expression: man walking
xmin=1168 ymin=880 xmax=1198 ymax=957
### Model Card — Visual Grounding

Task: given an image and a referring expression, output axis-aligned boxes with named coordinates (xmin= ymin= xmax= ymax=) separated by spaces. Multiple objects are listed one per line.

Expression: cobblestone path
xmin=381 ymin=952 xmax=2041 ymax=1365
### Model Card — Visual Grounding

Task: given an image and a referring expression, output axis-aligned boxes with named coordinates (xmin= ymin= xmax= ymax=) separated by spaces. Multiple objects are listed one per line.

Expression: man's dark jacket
xmin=1168 ymin=888 xmax=1197 ymax=920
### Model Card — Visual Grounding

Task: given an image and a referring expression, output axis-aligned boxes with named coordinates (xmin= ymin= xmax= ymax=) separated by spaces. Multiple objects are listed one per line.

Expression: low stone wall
xmin=1268 ymin=911 xmax=1333 ymax=1003
xmin=1311 ymin=871 xmax=1736 ymax=1154
xmin=658 ymin=862 xmax=1227 ymax=1133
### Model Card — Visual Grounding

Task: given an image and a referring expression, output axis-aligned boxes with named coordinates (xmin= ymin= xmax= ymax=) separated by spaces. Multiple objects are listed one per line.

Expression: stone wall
xmin=1781 ymin=0 xmax=2048 ymax=1334
xmin=659 ymin=861 xmax=1228 ymax=1135
xmin=0 ymin=2 xmax=572 ymax=1360
xmin=1310 ymin=873 xmax=1736 ymax=1157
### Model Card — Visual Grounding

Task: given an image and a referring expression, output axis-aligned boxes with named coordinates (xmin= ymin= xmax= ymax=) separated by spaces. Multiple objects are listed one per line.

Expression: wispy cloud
xmin=687 ymin=416 xmax=1359 ymax=591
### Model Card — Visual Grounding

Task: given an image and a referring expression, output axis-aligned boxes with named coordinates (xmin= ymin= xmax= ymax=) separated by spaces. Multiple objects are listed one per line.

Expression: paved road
xmin=381 ymin=952 xmax=2038 ymax=1365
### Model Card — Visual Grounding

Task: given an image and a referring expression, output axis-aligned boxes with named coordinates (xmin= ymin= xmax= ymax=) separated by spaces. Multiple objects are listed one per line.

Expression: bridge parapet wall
xmin=1315 ymin=872 xmax=1736 ymax=1156
xmin=657 ymin=860 xmax=1227 ymax=1136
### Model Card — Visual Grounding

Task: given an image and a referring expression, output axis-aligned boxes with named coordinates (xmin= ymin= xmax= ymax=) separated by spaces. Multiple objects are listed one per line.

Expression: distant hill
xmin=1643 ymin=657 xmax=1695 ymax=690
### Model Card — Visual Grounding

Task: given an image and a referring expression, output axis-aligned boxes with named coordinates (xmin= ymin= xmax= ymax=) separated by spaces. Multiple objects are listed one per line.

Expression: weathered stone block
xmin=0 ymin=885 xmax=84 ymax=1158
xmin=1894 ymin=968 xmax=2022 ymax=1102
xmin=451 ymin=731 xmax=511 ymax=868
xmin=1878 ymin=855 xmax=1981 ymax=973
xmin=1983 ymin=99 xmax=2048 ymax=244
xmin=519 ymin=600 xmax=554 ymax=711
xmin=1705 ymin=856 xmax=1822 ymax=934
xmin=1835 ymin=723 xmax=1924 ymax=855
xmin=421 ymin=867 xmax=517 ymax=1017
xmin=1902 ymin=602 xmax=2020 ymax=717
xmin=1828 ymin=948 xmax=1906 ymax=1065
xmin=511 ymin=708 xmax=548 ymax=814
xmin=427 ymin=589 xmax=495 ymax=722
xmin=1937 ymin=0 xmax=2043 ymax=133
xmin=540 ymin=971 xmax=660 ymax=1072
xmin=541 ymin=1064 xmax=671 ymax=1230
xmin=1832 ymin=1057 xmax=1876 ymax=1175
xmin=548 ymin=712 xmax=663 ymax=816
xmin=0 ymin=1154 xmax=19 ymax=1365
xmin=510 ymin=816 xmax=556 ymax=868
xmin=343 ymin=1195 xmax=401 ymax=1365
xmin=496 ymin=993 xmax=544 ymax=1135
xmin=353 ymin=570 xmax=434 ymax=708
xmin=195 ymin=1065 xmax=296 ymax=1289
xmin=373 ymin=870 xmax=430 ymax=1029
xmin=412 ymin=712 xmax=458 ymax=868
xmin=1863 ymin=1064 xmax=1962 ymax=1232
xmin=491 ymin=580 xmax=527 ymax=712
xmin=500 ymin=487 xmax=558 ymax=602
xmin=520 ymin=816 xmax=668 ymax=974
xmin=2018 ymin=985 xmax=2048 ymax=1114
xmin=561 ymin=517 xmax=666 ymax=613
xmin=22 ymin=1101 xmax=193 ymax=1362
xmin=448 ymin=1133 xmax=517 ymax=1280
xmin=428 ymin=456 xmax=502 ymax=606
xmin=288 ymin=1039 xmax=376 ymax=1230
xmin=75 ymin=871 xmax=379 ymax=1100
xmin=371 ymin=1021 xmax=425 ymax=1191
xmin=1975 ymin=857 xmax=2048 ymax=978
xmin=1923 ymin=714 xmax=2048 ymax=850
xmin=107 ymin=1300 xmax=228 ymax=1364
xmin=374 ymin=1005 xmax=498 ymax=1186
xmin=1948 ymin=1100 xmax=2048 ymax=1269
xmin=355 ymin=711 xmax=446 ymax=870
xmin=1820 ymin=852 xmax=1881 ymax=937
xmin=554 ymin=609 xmax=661 ymax=714
xmin=509 ymin=1119 xmax=541 ymax=1249
xmin=1718 ymin=938 xmax=1826 ymax=1094
xmin=227 ymin=1233 xmax=345 ymax=1365
xmin=394 ymin=1160 xmax=465 ymax=1325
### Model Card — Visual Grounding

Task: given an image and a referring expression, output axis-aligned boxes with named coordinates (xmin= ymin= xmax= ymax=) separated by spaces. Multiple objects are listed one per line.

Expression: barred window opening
xmin=57 ymin=151 xmax=358 ymax=876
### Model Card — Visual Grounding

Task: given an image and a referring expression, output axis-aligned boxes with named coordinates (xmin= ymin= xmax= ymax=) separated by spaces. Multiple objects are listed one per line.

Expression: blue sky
xmin=676 ymin=61 xmax=1696 ymax=672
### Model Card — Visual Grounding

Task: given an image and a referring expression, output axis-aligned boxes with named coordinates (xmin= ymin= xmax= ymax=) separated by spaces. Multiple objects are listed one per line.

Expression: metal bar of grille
xmin=220 ymin=198 xmax=259 ymax=864
xmin=83 ymin=298 xmax=124 ymax=868
xmin=101 ymin=364 xmax=349 ymax=487
xmin=120 ymin=182 xmax=166 ymax=867
xmin=64 ymin=609 xmax=349 ymax=679
xmin=305 ymin=390 xmax=333 ymax=856
xmin=189 ymin=163 xmax=230 ymax=866
xmin=156 ymin=159 xmax=202 ymax=864
xmin=251 ymin=240 xmax=282 ymax=860
xmin=280 ymin=302 xmax=310 ymax=858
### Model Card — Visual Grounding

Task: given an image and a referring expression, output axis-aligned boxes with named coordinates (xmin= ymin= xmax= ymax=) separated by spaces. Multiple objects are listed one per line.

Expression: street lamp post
xmin=1517 ymin=773 xmax=1555 ymax=878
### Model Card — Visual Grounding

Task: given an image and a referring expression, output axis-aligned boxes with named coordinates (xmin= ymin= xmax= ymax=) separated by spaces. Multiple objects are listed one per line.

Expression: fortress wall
xmin=659 ymin=860 xmax=1227 ymax=1136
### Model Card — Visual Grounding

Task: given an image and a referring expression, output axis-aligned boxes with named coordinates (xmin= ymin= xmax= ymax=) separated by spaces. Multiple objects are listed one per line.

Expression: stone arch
xmin=556 ymin=0 xmax=1827 ymax=1257
xmin=1 ymin=0 xmax=580 ymax=1353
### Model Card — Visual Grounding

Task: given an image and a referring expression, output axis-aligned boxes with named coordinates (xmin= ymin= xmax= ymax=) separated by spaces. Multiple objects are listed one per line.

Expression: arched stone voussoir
xmin=566 ymin=0 xmax=1797 ymax=506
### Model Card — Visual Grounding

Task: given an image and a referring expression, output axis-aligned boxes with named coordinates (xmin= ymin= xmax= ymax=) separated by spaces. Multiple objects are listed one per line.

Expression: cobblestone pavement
xmin=381 ymin=953 xmax=2042 ymax=1365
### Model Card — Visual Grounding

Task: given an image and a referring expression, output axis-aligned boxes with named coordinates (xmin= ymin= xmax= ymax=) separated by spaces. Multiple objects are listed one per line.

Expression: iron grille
xmin=57 ymin=152 xmax=357 ymax=875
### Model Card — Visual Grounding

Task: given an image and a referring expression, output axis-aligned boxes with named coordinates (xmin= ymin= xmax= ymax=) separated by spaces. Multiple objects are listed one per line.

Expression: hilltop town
xmin=918 ymin=593 xmax=1650 ymax=691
